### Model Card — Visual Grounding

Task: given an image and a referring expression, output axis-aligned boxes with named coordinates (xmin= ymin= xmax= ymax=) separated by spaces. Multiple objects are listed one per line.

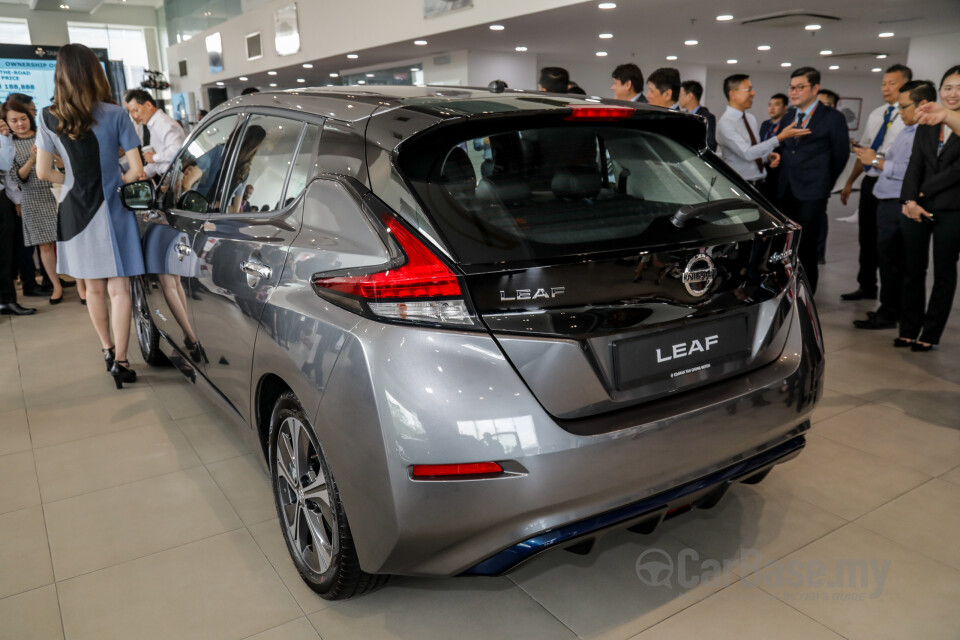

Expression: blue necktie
xmin=870 ymin=106 xmax=895 ymax=151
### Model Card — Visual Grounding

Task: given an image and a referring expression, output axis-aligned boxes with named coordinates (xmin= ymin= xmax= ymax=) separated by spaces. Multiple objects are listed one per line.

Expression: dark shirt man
xmin=538 ymin=67 xmax=570 ymax=94
xmin=679 ymin=80 xmax=717 ymax=151
xmin=611 ymin=63 xmax=647 ymax=103
xmin=778 ymin=66 xmax=850 ymax=292
xmin=646 ymin=68 xmax=681 ymax=110
xmin=759 ymin=93 xmax=793 ymax=204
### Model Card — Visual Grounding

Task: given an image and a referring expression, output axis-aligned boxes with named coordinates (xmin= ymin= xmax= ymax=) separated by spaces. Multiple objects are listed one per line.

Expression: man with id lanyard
xmin=839 ymin=64 xmax=913 ymax=301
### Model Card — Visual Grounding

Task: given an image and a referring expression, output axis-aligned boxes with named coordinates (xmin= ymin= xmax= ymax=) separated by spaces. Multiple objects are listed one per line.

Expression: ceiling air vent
xmin=740 ymin=11 xmax=841 ymax=28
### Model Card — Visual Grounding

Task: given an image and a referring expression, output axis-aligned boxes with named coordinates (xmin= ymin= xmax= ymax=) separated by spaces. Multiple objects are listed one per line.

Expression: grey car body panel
xmin=138 ymin=86 xmax=821 ymax=580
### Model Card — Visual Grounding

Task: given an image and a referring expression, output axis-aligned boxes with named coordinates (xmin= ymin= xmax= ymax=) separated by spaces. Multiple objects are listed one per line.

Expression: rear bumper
xmin=462 ymin=432 xmax=806 ymax=576
xmin=316 ymin=275 xmax=824 ymax=577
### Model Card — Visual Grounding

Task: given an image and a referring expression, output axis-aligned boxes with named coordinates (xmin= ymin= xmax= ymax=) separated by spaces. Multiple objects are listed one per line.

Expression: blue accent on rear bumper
xmin=462 ymin=435 xmax=806 ymax=576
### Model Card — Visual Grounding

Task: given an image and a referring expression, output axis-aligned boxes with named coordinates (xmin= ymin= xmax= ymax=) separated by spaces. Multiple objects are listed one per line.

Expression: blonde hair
xmin=50 ymin=43 xmax=114 ymax=139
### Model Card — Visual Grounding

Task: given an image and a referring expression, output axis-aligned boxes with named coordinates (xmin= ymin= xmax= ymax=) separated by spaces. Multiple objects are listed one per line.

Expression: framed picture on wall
xmin=246 ymin=32 xmax=262 ymax=61
xmin=837 ymin=97 xmax=862 ymax=131
xmin=424 ymin=0 xmax=472 ymax=18
xmin=205 ymin=32 xmax=223 ymax=74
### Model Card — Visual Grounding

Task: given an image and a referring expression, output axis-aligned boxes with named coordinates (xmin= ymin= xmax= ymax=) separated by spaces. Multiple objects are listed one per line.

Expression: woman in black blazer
xmin=898 ymin=65 xmax=960 ymax=351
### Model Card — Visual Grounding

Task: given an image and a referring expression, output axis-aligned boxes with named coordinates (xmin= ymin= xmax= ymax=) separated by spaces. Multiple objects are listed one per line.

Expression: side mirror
xmin=120 ymin=180 xmax=155 ymax=210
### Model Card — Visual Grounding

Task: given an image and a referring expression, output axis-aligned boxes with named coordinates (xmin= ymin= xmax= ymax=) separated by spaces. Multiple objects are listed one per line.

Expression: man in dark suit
xmin=778 ymin=67 xmax=850 ymax=292
xmin=679 ymin=80 xmax=717 ymax=151
xmin=759 ymin=93 xmax=793 ymax=206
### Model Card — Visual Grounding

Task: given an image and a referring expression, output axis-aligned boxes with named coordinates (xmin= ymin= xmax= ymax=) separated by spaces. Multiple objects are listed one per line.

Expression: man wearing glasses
xmin=851 ymin=80 xmax=935 ymax=330
xmin=839 ymin=64 xmax=913 ymax=302
xmin=777 ymin=66 xmax=850 ymax=293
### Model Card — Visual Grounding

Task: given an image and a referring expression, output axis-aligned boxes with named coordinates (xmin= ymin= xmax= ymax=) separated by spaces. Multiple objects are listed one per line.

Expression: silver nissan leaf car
xmin=121 ymin=86 xmax=824 ymax=600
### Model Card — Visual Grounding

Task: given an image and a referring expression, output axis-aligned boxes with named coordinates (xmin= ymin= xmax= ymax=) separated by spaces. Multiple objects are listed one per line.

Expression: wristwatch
xmin=871 ymin=157 xmax=881 ymax=168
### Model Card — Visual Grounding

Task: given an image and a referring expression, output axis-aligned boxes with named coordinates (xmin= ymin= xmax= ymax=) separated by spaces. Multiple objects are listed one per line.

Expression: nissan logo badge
xmin=681 ymin=253 xmax=717 ymax=297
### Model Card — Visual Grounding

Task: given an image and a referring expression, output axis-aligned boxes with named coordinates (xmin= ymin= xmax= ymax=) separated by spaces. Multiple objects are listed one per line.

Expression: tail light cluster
xmin=312 ymin=213 xmax=476 ymax=327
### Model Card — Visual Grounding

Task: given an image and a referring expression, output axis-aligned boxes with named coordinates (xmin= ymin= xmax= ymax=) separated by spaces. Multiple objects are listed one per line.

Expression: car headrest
xmin=439 ymin=146 xmax=476 ymax=192
xmin=476 ymin=176 xmax=532 ymax=204
xmin=551 ymin=166 xmax=602 ymax=199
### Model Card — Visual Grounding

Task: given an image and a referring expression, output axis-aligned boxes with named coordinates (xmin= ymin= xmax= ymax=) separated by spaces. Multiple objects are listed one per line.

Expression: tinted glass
xmin=224 ymin=115 xmax=305 ymax=214
xmin=284 ymin=123 xmax=321 ymax=205
xmin=399 ymin=124 xmax=768 ymax=265
xmin=166 ymin=114 xmax=240 ymax=212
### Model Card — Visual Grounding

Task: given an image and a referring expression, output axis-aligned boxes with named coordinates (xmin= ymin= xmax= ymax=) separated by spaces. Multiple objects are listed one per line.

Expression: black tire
xmin=268 ymin=391 xmax=388 ymax=600
xmin=131 ymin=277 xmax=168 ymax=367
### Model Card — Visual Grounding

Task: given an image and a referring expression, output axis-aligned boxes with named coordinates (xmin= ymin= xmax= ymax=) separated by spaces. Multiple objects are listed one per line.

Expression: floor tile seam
xmin=20 ymin=383 xmax=172 ymax=417
xmin=173 ymin=415 xmax=252 ymax=468
xmin=29 ymin=416 xmax=180 ymax=454
xmin=53 ymin=579 xmax=67 ymax=640
xmin=810 ymin=427 xmax=952 ymax=475
xmin=52 ymin=523 xmax=248 ymax=586
xmin=245 ymin=522 xmax=314 ymax=619
xmin=502 ymin=573 xmax=603 ymax=640
xmin=238 ymin=616 xmax=317 ymax=640
xmin=725 ymin=521 xmax=858 ymax=580
xmin=204 ymin=454 xmax=277 ymax=529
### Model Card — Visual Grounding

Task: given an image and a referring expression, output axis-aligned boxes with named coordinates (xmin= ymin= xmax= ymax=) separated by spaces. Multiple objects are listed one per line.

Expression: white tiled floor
xmin=1 ymin=198 xmax=959 ymax=640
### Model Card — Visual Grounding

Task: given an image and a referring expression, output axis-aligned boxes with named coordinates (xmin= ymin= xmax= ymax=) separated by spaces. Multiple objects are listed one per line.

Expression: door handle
xmin=240 ymin=260 xmax=272 ymax=280
xmin=175 ymin=243 xmax=192 ymax=259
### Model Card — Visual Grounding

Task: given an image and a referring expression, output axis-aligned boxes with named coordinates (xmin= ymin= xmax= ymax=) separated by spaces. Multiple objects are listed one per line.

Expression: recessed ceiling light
xmin=410 ymin=67 xmax=419 ymax=71
xmin=296 ymin=79 xmax=305 ymax=83
xmin=781 ymin=62 xmax=792 ymax=67
xmin=358 ymin=80 xmax=366 ymax=84
xmin=684 ymin=39 xmax=698 ymax=46
xmin=829 ymin=65 xmax=840 ymax=70
xmin=267 ymin=70 xmax=277 ymax=76
xmin=596 ymin=51 xmax=608 ymax=57
xmin=598 ymin=2 xmax=616 ymax=8
xmin=879 ymin=32 xmax=894 ymax=38
xmin=302 ymin=63 xmax=313 ymax=68
xmin=716 ymin=14 xmax=733 ymax=21
xmin=872 ymin=67 xmax=882 ymax=72
xmin=666 ymin=55 xmax=678 ymax=61
xmin=599 ymin=33 xmax=613 ymax=39
xmin=365 ymin=73 xmax=375 ymax=77
xmin=726 ymin=59 xmax=738 ymax=64
xmin=820 ymin=50 xmax=833 ymax=55
xmin=59 ymin=3 xmax=69 ymax=8
xmin=489 ymin=24 xmax=504 ymax=30
xmin=215 ymin=81 xmax=224 ymax=86
xmin=347 ymin=54 xmax=358 ymax=59
xmin=269 ymin=83 xmax=277 ymax=87
xmin=757 ymin=45 xmax=771 ymax=51
xmin=414 ymin=40 xmax=427 ymax=45
xmin=805 ymin=24 xmax=821 ymax=31
xmin=239 ymin=76 xmax=248 ymax=81
xmin=876 ymin=54 xmax=888 ymax=59
xmin=515 ymin=46 xmax=527 ymax=52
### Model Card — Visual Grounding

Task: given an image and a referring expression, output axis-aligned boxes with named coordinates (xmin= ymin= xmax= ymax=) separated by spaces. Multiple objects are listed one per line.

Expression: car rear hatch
xmin=394 ymin=104 xmax=800 ymax=419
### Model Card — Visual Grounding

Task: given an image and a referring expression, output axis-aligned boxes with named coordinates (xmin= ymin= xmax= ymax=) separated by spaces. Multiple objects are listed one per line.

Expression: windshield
xmin=399 ymin=123 xmax=771 ymax=265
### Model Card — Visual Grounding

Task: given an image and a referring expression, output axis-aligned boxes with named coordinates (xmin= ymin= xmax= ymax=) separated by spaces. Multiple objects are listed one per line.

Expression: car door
xmin=136 ymin=113 xmax=242 ymax=372
xmin=189 ymin=113 xmax=321 ymax=422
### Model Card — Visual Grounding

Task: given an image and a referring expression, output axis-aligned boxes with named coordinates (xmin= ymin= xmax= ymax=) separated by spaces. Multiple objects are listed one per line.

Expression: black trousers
xmin=856 ymin=175 xmax=880 ymax=293
xmin=0 ymin=191 xmax=18 ymax=304
xmin=875 ymin=199 xmax=904 ymax=322
xmin=16 ymin=215 xmax=39 ymax=290
xmin=779 ymin=188 xmax=825 ymax=293
xmin=899 ymin=210 xmax=960 ymax=345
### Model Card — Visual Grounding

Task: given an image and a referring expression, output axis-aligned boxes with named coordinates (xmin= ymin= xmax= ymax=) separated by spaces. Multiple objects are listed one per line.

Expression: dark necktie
xmin=142 ymin=124 xmax=151 ymax=146
xmin=870 ymin=106 xmax=895 ymax=151
xmin=742 ymin=113 xmax=765 ymax=174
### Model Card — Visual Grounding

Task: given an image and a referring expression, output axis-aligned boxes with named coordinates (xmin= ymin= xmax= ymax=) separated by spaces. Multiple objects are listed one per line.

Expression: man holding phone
xmin=123 ymin=89 xmax=186 ymax=179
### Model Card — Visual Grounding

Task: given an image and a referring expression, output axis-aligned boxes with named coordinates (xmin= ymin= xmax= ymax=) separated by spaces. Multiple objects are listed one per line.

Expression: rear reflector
xmin=412 ymin=462 xmax=503 ymax=478
xmin=565 ymin=106 xmax=635 ymax=121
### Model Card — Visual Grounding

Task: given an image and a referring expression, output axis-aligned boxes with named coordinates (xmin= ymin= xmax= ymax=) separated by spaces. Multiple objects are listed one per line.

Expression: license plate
xmin=613 ymin=315 xmax=749 ymax=390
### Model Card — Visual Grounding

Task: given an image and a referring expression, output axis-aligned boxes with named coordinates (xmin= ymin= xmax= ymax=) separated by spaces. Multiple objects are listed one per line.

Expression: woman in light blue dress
xmin=36 ymin=43 xmax=146 ymax=388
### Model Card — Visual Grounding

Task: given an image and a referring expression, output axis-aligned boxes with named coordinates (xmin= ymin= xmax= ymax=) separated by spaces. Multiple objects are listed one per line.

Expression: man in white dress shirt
xmin=716 ymin=74 xmax=808 ymax=185
xmin=838 ymin=64 xmax=912 ymax=302
xmin=123 ymin=89 xmax=186 ymax=179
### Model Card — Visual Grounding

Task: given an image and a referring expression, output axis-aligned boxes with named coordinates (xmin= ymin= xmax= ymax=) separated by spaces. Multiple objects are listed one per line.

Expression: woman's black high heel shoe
xmin=110 ymin=360 xmax=137 ymax=389
xmin=102 ymin=346 xmax=116 ymax=371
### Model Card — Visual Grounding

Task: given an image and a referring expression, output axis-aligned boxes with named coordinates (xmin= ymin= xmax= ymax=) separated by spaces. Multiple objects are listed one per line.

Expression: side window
xmin=167 ymin=114 xmax=241 ymax=213
xmin=283 ymin=123 xmax=321 ymax=205
xmin=223 ymin=115 xmax=304 ymax=214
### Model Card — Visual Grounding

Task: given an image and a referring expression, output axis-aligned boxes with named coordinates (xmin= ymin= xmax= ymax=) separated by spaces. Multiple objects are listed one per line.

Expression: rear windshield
xmin=398 ymin=123 xmax=772 ymax=265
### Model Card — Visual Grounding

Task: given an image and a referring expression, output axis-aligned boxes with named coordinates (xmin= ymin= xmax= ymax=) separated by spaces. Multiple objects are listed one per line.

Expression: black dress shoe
xmin=911 ymin=342 xmax=935 ymax=352
xmin=853 ymin=316 xmax=897 ymax=330
xmin=49 ymin=295 xmax=63 ymax=305
xmin=841 ymin=289 xmax=877 ymax=301
xmin=0 ymin=302 xmax=37 ymax=315
xmin=59 ymin=279 xmax=76 ymax=289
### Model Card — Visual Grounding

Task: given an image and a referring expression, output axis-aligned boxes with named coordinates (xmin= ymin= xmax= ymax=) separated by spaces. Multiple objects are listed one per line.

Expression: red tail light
xmin=313 ymin=215 xmax=461 ymax=299
xmin=312 ymin=214 xmax=475 ymax=326
xmin=565 ymin=106 xmax=635 ymax=121
xmin=412 ymin=462 xmax=504 ymax=478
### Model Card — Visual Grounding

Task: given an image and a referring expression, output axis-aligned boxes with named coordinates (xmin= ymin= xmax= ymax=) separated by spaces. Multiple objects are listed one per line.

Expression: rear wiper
xmin=671 ymin=198 xmax=758 ymax=228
